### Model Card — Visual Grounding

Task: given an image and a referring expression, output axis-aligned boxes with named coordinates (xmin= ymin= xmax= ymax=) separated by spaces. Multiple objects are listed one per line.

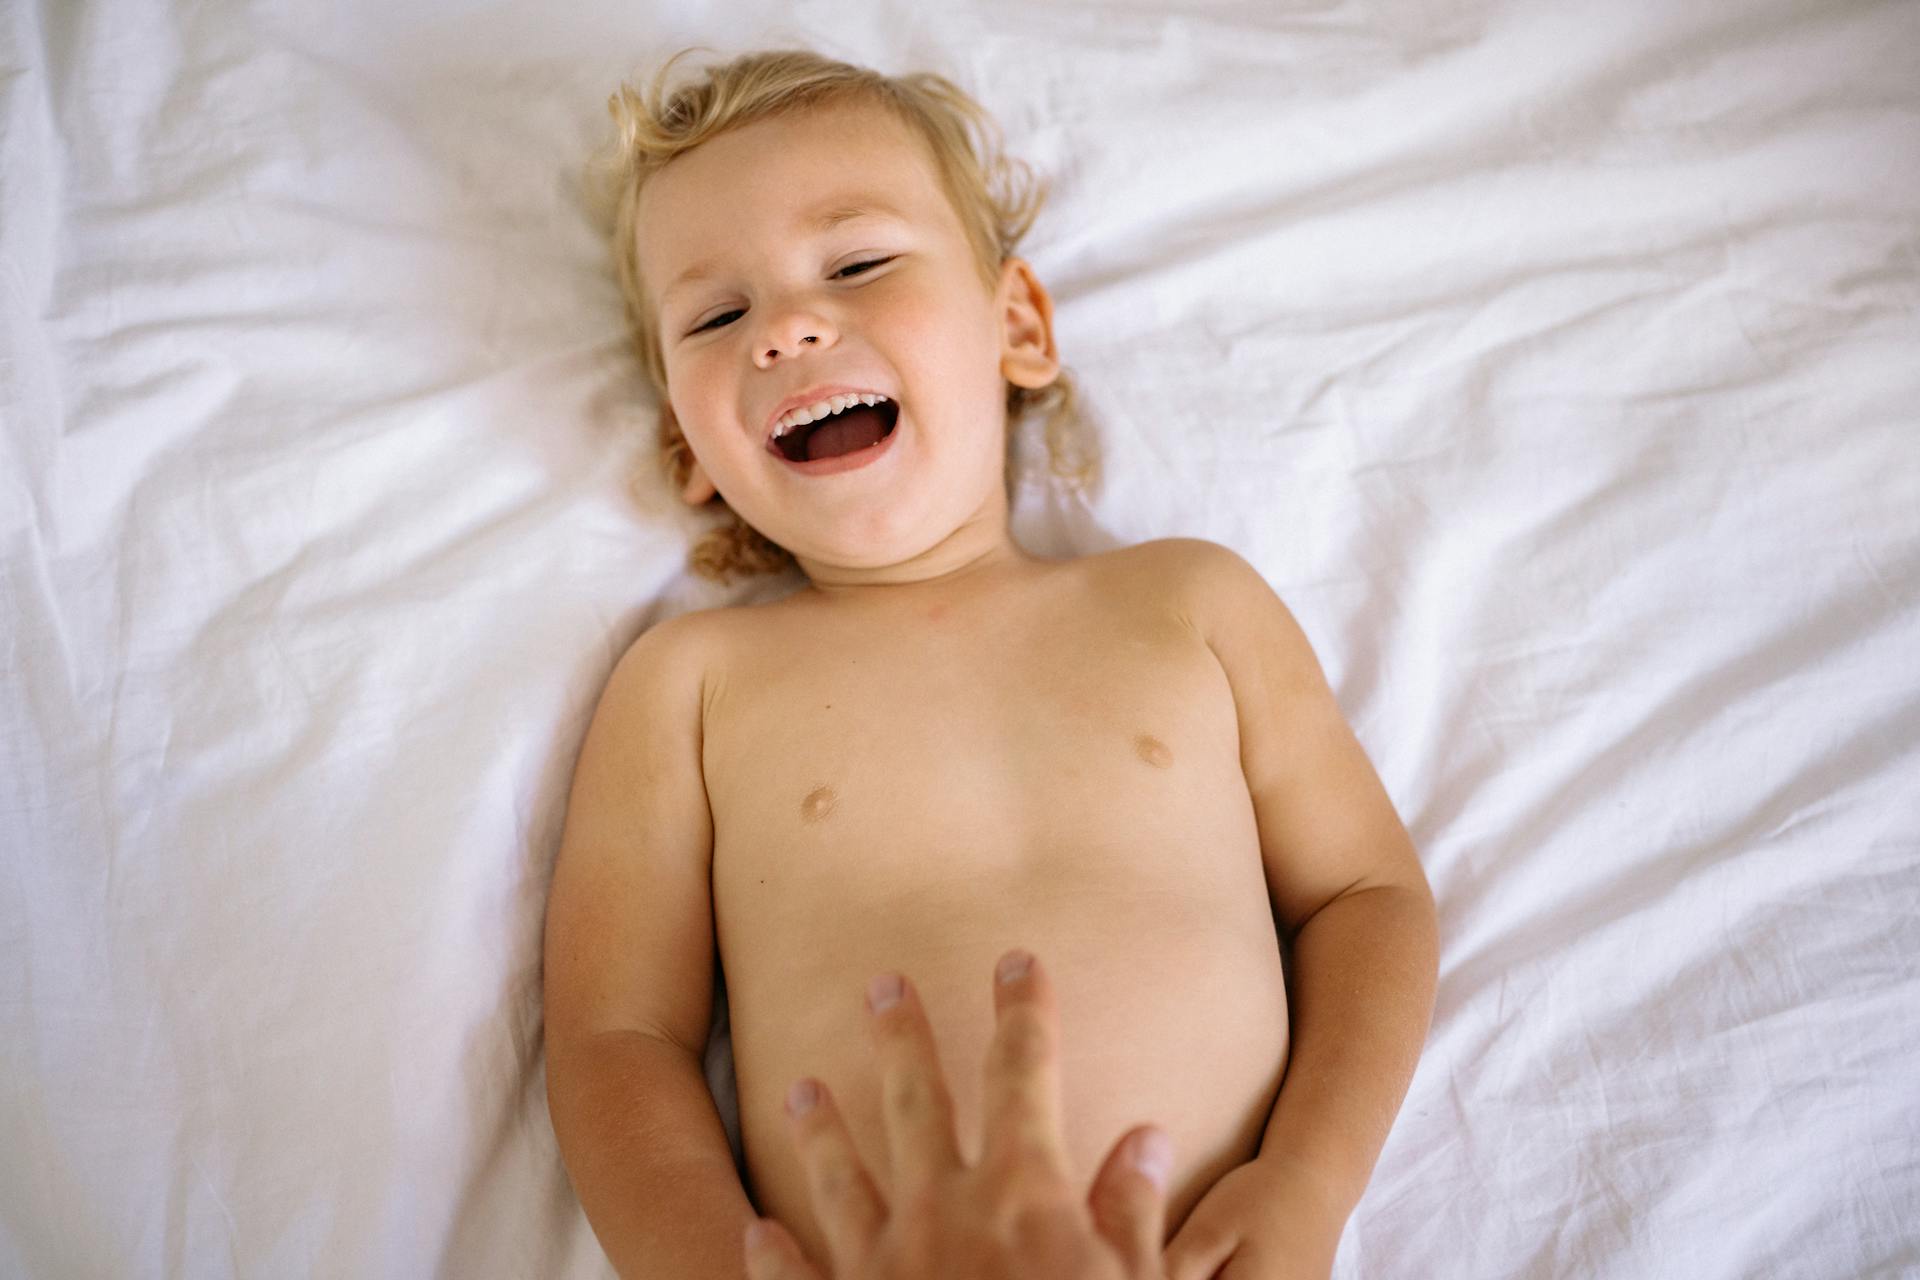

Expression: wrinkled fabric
xmin=2 ymin=0 xmax=1916 ymax=1276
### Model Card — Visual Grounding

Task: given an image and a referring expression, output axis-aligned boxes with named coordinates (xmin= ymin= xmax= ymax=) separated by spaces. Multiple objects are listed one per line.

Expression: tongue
xmin=805 ymin=403 xmax=889 ymax=461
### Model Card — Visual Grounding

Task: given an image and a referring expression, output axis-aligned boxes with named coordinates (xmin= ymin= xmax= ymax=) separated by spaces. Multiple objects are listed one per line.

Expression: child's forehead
xmin=637 ymin=101 xmax=948 ymax=284
xmin=660 ymin=99 xmax=927 ymax=205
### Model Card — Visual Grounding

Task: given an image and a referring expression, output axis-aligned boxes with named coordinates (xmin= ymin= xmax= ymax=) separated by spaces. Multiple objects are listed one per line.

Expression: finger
xmin=866 ymin=971 xmax=965 ymax=1195
xmin=1087 ymin=1124 xmax=1173 ymax=1271
xmin=743 ymin=1217 xmax=827 ymax=1280
xmin=978 ymin=950 xmax=1073 ymax=1182
xmin=785 ymin=1077 xmax=886 ymax=1274
xmin=1164 ymin=1206 xmax=1240 ymax=1280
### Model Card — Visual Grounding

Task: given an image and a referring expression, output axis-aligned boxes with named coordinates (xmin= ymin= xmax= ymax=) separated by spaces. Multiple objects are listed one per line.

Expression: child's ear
xmin=997 ymin=256 xmax=1061 ymax=391
xmin=664 ymin=401 xmax=720 ymax=505
xmin=680 ymin=458 xmax=718 ymax=506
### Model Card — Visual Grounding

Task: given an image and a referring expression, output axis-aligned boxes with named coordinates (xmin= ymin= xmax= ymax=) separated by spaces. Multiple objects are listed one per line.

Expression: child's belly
xmin=721 ymin=871 xmax=1289 ymax=1265
xmin=710 ymin=735 xmax=1290 ymax=1261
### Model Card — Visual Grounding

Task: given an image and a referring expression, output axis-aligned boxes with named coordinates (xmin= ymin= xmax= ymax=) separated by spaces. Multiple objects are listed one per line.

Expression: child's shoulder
xmin=623 ymin=602 xmax=728 ymax=659
xmin=1121 ymin=535 xmax=1254 ymax=576
xmin=1117 ymin=537 xmax=1319 ymax=669
xmin=1114 ymin=536 xmax=1280 ymax=612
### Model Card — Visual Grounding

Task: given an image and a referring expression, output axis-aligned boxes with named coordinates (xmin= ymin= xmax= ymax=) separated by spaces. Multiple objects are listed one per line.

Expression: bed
xmin=4 ymin=0 xmax=1915 ymax=1275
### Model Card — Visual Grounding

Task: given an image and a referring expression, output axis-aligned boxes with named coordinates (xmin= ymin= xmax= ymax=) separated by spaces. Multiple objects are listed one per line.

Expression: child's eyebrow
xmin=661 ymin=195 xmax=909 ymax=303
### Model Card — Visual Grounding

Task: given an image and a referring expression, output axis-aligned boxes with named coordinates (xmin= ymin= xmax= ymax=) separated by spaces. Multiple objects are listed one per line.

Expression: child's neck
xmin=795 ymin=532 xmax=1038 ymax=605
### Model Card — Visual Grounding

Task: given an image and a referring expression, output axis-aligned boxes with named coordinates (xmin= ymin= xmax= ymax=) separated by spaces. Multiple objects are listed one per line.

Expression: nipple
xmin=1134 ymin=735 xmax=1174 ymax=769
xmin=800 ymin=784 xmax=838 ymax=823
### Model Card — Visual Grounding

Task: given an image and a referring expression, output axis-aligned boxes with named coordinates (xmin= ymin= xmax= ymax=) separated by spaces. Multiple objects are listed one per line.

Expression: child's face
xmin=636 ymin=98 xmax=1058 ymax=580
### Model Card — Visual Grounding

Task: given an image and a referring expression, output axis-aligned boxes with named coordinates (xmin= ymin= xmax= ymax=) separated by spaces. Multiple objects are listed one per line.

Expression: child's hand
xmin=742 ymin=950 xmax=1175 ymax=1280
xmin=1163 ymin=1155 xmax=1345 ymax=1280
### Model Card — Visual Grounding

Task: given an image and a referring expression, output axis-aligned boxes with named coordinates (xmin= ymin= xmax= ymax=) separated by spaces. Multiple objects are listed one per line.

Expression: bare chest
xmin=700 ymin=564 xmax=1254 ymax=926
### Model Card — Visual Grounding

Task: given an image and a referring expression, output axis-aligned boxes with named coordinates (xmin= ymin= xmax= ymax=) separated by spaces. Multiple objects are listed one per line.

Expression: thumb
xmin=742 ymin=1217 xmax=827 ymax=1280
xmin=1163 ymin=1194 xmax=1240 ymax=1280
xmin=1087 ymin=1125 xmax=1173 ymax=1273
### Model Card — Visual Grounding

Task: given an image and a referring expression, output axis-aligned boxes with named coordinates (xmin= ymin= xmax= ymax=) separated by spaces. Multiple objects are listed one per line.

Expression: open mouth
xmin=772 ymin=398 xmax=900 ymax=463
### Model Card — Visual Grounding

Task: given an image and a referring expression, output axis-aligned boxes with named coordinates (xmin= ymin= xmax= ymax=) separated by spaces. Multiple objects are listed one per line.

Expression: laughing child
xmin=544 ymin=46 xmax=1439 ymax=1280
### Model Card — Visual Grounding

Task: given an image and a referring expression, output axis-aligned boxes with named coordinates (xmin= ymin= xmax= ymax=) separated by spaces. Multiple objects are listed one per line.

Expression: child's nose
xmin=759 ymin=330 xmax=825 ymax=365
xmin=754 ymin=298 xmax=837 ymax=363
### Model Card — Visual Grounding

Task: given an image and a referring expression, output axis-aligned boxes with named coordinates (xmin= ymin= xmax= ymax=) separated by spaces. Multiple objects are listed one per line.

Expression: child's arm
xmin=544 ymin=616 xmax=756 ymax=1280
xmin=1163 ymin=539 xmax=1441 ymax=1279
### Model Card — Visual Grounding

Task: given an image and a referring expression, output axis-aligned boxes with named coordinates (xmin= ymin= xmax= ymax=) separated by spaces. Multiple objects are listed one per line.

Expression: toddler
xmin=545 ymin=47 xmax=1439 ymax=1280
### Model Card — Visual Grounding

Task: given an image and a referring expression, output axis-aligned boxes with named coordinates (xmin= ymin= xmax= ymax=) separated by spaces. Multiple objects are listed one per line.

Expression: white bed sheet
xmin=3 ymin=0 xmax=1916 ymax=1276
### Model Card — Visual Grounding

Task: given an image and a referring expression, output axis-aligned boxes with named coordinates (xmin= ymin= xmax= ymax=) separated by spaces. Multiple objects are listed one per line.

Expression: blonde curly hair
xmin=582 ymin=46 xmax=1097 ymax=584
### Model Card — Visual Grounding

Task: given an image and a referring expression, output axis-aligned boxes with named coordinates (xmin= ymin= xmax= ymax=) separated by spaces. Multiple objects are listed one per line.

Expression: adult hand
xmin=1164 ymin=1154 xmax=1345 ymax=1280
xmin=742 ymin=949 xmax=1175 ymax=1280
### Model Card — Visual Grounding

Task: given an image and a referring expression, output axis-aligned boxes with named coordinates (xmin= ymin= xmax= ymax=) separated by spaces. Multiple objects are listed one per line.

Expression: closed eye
xmin=835 ymin=256 xmax=895 ymax=278
xmin=688 ymin=257 xmax=898 ymax=334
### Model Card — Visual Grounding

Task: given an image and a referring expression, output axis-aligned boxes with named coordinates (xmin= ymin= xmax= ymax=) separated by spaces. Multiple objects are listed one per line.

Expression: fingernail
xmin=1131 ymin=1128 xmax=1173 ymax=1190
xmin=996 ymin=950 xmax=1033 ymax=985
xmin=867 ymin=973 xmax=903 ymax=1014
xmin=744 ymin=1219 xmax=773 ymax=1252
xmin=786 ymin=1079 xmax=819 ymax=1117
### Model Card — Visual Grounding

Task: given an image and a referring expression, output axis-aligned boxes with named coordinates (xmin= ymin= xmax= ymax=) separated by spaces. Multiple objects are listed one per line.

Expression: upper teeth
xmin=772 ymin=393 xmax=890 ymax=439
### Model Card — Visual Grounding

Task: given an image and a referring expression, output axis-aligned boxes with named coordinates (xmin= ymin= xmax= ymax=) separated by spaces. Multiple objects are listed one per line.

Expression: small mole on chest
xmin=1134 ymin=734 xmax=1174 ymax=769
xmin=800 ymin=785 xmax=838 ymax=823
